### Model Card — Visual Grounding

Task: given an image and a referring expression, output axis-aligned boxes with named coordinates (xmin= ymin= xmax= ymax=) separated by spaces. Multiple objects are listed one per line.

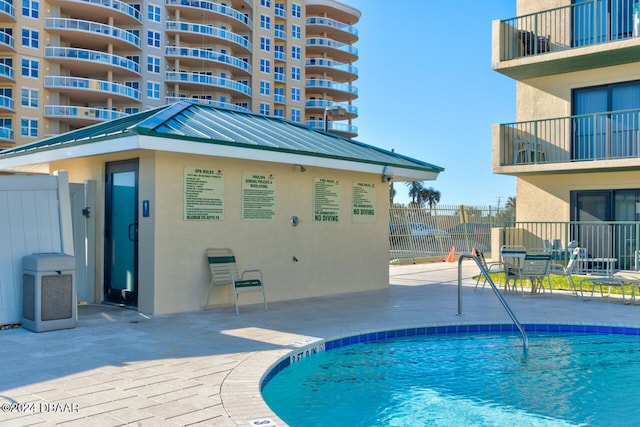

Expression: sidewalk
xmin=2 ymin=260 xmax=640 ymax=426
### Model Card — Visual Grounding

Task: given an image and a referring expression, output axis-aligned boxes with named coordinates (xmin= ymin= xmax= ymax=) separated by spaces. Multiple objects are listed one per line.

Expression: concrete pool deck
xmin=2 ymin=260 xmax=640 ymax=426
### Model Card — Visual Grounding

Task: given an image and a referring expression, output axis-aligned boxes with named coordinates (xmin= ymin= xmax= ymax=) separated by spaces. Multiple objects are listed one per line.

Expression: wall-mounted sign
xmin=183 ymin=166 xmax=224 ymax=220
xmin=352 ymin=182 xmax=376 ymax=223
xmin=242 ymin=171 xmax=276 ymax=221
xmin=314 ymin=178 xmax=340 ymax=222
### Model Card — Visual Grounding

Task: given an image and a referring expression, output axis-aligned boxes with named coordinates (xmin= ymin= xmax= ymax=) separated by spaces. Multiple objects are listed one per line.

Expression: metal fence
xmin=389 ymin=205 xmax=514 ymax=263
xmin=501 ymin=221 xmax=640 ymax=274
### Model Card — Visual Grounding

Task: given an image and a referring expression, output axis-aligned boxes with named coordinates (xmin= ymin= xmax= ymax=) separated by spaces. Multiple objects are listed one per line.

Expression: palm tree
xmin=405 ymin=181 xmax=424 ymax=205
xmin=505 ymin=196 xmax=516 ymax=210
xmin=421 ymin=187 xmax=441 ymax=209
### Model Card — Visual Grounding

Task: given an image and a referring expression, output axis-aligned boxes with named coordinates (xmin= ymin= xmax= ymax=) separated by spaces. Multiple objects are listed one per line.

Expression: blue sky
xmin=345 ymin=0 xmax=517 ymax=208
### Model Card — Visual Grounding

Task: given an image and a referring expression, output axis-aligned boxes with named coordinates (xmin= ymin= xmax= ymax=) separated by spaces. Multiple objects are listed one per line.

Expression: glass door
xmin=104 ymin=159 xmax=139 ymax=307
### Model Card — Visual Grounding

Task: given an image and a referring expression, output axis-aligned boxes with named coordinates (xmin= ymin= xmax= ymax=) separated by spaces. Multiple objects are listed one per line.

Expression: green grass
xmin=474 ymin=273 xmax=637 ymax=297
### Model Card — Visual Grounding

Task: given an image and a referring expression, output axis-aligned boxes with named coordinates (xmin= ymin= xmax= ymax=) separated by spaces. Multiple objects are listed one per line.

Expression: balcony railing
xmin=45 ymin=18 xmax=141 ymax=48
xmin=500 ymin=0 xmax=640 ymax=61
xmin=307 ymin=119 xmax=357 ymax=135
xmin=500 ymin=108 xmax=640 ymax=166
xmin=165 ymin=21 xmax=251 ymax=51
xmin=305 ymin=57 xmax=358 ymax=76
xmin=0 ymin=0 xmax=14 ymax=19
xmin=305 ymin=99 xmax=357 ymax=116
xmin=165 ymin=46 xmax=251 ymax=73
xmin=45 ymin=47 xmax=141 ymax=75
xmin=44 ymin=105 xmax=128 ymax=121
xmin=164 ymin=96 xmax=250 ymax=112
xmin=165 ymin=71 xmax=252 ymax=96
xmin=44 ymin=76 xmax=141 ymax=101
xmin=165 ymin=0 xmax=251 ymax=27
xmin=306 ymin=37 xmax=358 ymax=56
xmin=305 ymin=79 xmax=358 ymax=96
xmin=0 ymin=126 xmax=13 ymax=142
xmin=306 ymin=17 xmax=358 ymax=38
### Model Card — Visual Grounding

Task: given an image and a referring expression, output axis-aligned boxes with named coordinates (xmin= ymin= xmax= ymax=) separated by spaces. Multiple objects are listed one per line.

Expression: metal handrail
xmin=458 ymin=254 xmax=529 ymax=355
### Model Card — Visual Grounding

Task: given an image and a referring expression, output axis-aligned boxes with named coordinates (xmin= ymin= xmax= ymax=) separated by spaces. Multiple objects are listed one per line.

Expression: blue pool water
xmin=262 ymin=326 xmax=640 ymax=426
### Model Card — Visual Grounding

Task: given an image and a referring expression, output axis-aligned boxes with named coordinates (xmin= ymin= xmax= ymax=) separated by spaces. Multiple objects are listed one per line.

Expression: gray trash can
xmin=22 ymin=253 xmax=76 ymax=332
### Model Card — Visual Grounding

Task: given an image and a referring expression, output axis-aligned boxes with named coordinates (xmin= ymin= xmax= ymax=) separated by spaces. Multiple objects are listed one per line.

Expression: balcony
xmin=45 ymin=47 xmax=141 ymax=76
xmin=0 ymin=30 xmax=14 ymax=52
xmin=47 ymin=0 xmax=141 ymax=25
xmin=165 ymin=71 xmax=252 ymax=97
xmin=0 ymin=93 xmax=13 ymax=112
xmin=165 ymin=0 xmax=251 ymax=31
xmin=44 ymin=76 xmax=141 ymax=102
xmin=305 ymin=78 xmax=358 ymax=100
xmin=307 ymin=119 xmax=357 ymax=138
xmin=165 ymin=46 xmax=251 ymax=75
xmin=306 ymin=16 xmax=358 ymax=44
xmin=305 ymin=100 xmax=357 ymax=119
xmin=494 ymin=108 xmax=640 ymax=174
xmin=44 ymin=105 xmax=128 ymax=127
xmin=493 ymin=1 xmax=640 ymax=80
xmin=166 ymin=21 xmax=251 ymax=54
xmin=0 ymin=0 xmax=14 ymax=22
xmin=306 ymin=37 xmax=357 ymax=63
xmin=305 ymin=57 xmax=358 ymax=82
xmin=45 ymin=18 xmax=141 ymax=50
xmin=164 ymin=96 xmax=250 ymax=112
xmin=0 ymin=126 xmax=13 ymax=143
xmin=0 ymin=61 xmax=13 ymax=82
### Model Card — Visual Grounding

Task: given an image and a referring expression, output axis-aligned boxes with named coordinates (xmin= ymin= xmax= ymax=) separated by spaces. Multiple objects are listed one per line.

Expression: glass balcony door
xmin=572 ymin=81 xmax=640 ymax=160
xmin=572 ymin=0 xmax=635 ymax=46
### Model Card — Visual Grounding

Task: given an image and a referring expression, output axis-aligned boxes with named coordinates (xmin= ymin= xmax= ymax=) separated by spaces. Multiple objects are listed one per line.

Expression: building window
xmin=124 ymin=107 xmax=139 ymax=114
xmin=261 ymin=0 xmax=270 ymax=7
xmin=147 ymin=55 xmax=160 ymax=73
xmin=147 ymin=81 xmax=160 ymax=99
xmin=291 ymin=24 xmax=301 ymax=39
xmin=292 ymin=3 xmax=301 ymax=18
xmin=260 ymin=102 xmax=270 ymax=115
xmin=291 ymin=87 xmax=300 ymax=102
xmin=21 ymin=28 xmax=38 ymax=48
xmin=21 ymin=58 xmax=38 ymax=78
xmin=572 ymin=80 xmax=640 ymax=160
xmin=274 ymin=45 xmax=285 ymax=60
xmin=291 ymin=108 xmax=300 ymax=122
xmin=260 ymin=36 xmax=271 ymax=51
xmin=22 ymin=0 xmax=39 ymax=18
xmin=147 ymin=4 xmax=161 ymax=22
xmin=260 ymin=14 xmax=271 ymax=30
xmin=291 ymin=66 xmax=301 ymax=80
xmin=20 ymin=118 xmax=37 ymax=137
xmin=260 ymin=80 xmax=270 ymax=95
xmin=21 ymin=88 xmax=37 ymax=108
xmin=147 ymin=30 xmax=160 ymax=48
xmin=260 ymin=58 xmax=271 ymax=74
xmin=275 ymin=3 xmax=285 ymax=15
xmin=291 ymin=45 xmax=301 ymax=60
xmin=274 ymin=108 xmax=284 ymax=117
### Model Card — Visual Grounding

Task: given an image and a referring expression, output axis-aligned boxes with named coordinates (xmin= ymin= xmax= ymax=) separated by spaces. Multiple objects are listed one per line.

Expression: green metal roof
xmin=0 ymin=101 xmax=443 ymax=175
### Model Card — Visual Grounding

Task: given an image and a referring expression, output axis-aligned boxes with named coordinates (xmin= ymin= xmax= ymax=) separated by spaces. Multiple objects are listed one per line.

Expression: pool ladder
xmin=457 ymin=254 xmax=529 ymax=355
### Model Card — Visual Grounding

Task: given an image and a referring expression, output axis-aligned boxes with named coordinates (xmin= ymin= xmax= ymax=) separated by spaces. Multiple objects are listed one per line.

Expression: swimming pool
xmin=262 ymin=324 xmax=640 ymax=426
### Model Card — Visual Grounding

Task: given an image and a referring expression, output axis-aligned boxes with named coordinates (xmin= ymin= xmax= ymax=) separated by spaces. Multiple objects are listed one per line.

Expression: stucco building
xmin=0 ymin=101 xmax=443 ymax=317
xmin=0 ymin=0 xmax=360 ymax=148
xmin=492 ymin=0 xmax=640 ymax=225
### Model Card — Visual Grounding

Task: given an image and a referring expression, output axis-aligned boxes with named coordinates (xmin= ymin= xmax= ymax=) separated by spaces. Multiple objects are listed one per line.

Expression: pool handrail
xmin=458 ymin=253 xmax=529 ymax=355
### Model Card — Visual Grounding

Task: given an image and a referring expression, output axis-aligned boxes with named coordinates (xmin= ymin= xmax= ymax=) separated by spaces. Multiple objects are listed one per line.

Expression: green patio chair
xmin=549 ymin=246 xmax=582 ymax=296
xmin=204 ymin=248 xmax=267 ymax=315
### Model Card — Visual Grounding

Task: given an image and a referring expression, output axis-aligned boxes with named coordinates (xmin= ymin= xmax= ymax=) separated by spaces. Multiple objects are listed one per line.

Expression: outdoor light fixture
xmin=323 ymin=105 xmax=347 ymax=132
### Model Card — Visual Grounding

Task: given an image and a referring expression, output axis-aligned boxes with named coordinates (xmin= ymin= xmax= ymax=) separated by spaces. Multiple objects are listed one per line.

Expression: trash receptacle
xmin=22 ymin=253 xmax=76 ymax=332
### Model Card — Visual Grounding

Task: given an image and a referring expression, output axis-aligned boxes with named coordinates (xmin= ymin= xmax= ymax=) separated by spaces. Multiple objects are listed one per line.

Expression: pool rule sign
xmin=314 ymin=177 xmax=340 ymax=222
xmin=183 ymin=166 xmax=224 ymax=220
xmin=352 ymin=182 xmax=376 ymax=223
xmin=242 ymin=171 xmax=276 ymax=221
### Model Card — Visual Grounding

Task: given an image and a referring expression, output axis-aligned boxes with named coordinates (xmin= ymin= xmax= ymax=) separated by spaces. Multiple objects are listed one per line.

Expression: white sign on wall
xmin=183 ymin=166 xmax=224 ymax=220
xmin=242 ymin=171 xmax=276 ymax=221
xmin=352 ymin=182 xmax=376 ymax=223
xmin=314 ymin=177 xmax=341 ymax=223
